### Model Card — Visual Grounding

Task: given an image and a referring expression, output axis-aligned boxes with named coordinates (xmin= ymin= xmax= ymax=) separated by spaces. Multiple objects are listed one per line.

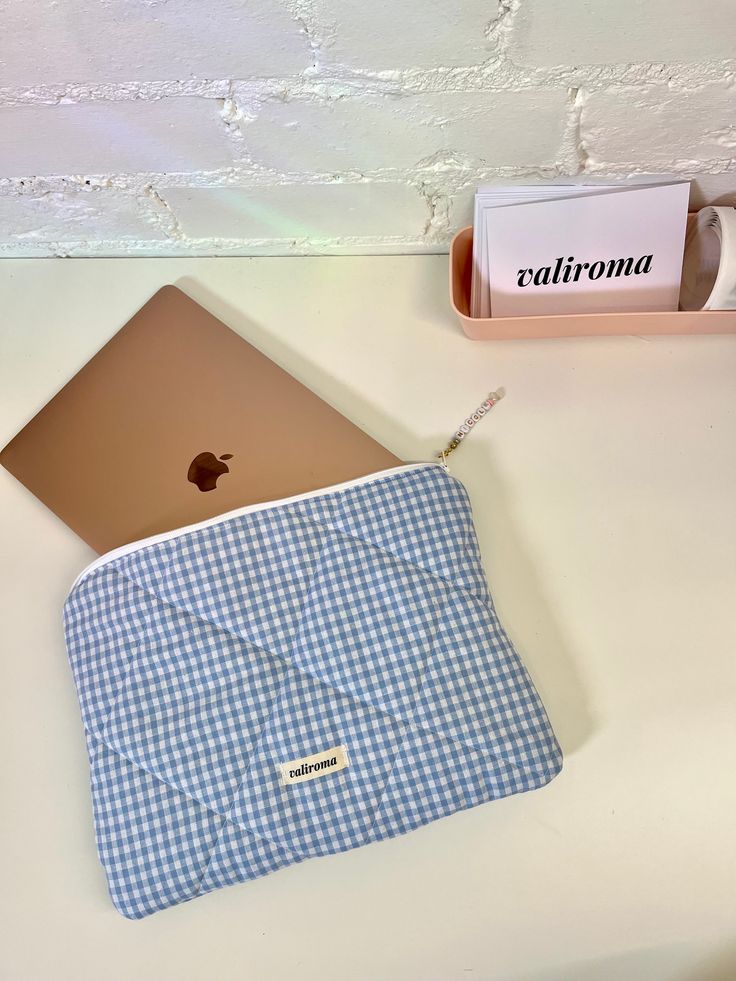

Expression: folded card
xmin=471 ymin=183 xmax=620 ymax=318
xmin=484 ymin=182 xmax=690 ymax=318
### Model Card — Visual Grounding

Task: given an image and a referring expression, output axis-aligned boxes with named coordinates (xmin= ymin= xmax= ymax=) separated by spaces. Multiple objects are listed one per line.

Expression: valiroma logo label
xmin=290 ymin=757 xmax=337 ymax=778
xmin=279 ymin=744 xmax=349 ymax=785
xmin=517 ymin=254 xmax=653 ymax=288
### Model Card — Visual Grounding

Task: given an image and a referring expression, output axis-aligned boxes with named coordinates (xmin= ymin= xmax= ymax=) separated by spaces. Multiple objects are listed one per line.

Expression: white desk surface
xmin=1 ymin=258 xmax=735 ymax=981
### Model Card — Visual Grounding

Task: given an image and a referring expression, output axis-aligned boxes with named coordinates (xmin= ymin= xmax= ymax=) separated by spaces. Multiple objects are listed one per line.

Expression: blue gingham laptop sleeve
xmin=64 ymin=463 xmax=562 ymax=919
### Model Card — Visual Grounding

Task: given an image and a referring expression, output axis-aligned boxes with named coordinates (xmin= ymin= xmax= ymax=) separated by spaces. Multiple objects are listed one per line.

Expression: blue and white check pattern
xmin=64 ymin=464 xmax=562 ymax=919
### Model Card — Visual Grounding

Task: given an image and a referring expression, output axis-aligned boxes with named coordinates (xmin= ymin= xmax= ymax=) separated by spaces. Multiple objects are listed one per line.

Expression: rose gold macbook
xmin=0 ymin=285 xmax=401 ymax=553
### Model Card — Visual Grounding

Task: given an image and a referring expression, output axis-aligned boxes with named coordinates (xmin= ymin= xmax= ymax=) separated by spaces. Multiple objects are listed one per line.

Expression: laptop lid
xmin=0 ymin=286 xmax=401 ymax=553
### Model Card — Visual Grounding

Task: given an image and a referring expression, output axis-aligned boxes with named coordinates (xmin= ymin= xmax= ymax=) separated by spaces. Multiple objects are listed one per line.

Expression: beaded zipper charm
xmin=436 ymin=388 xmax=504 ymax=468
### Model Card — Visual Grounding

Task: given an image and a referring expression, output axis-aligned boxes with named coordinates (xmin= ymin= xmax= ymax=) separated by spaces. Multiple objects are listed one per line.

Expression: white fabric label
xmin=279 ymin=745 xmax=349 ymax=785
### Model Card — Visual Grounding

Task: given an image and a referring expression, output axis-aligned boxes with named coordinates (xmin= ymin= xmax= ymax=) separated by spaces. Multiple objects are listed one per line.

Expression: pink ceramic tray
xmin=449 ymin=222 xmax=736 ymax=340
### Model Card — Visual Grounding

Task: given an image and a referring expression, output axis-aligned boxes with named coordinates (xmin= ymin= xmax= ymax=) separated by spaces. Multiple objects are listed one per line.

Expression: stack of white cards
xmin=471 ymin=181 xmax=691 ymax=319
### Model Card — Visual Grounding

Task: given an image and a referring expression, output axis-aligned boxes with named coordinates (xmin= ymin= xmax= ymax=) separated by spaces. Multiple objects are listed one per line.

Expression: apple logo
xmin=187 ymin=452 xmax=234 ymax=492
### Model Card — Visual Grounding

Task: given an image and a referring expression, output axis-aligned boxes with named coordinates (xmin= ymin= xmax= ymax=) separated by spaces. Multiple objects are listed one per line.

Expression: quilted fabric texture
xmin=64 ymin=464 xmax=562 ymax=919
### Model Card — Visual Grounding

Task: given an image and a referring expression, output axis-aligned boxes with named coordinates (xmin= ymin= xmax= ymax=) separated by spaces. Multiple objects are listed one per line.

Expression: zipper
xmin=70 ymin=462 xmax=443 ymax=591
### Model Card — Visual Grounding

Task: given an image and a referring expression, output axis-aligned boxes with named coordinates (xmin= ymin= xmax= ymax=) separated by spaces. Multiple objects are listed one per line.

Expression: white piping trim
xmin=71 ymin=462 xmax=442 ymax=591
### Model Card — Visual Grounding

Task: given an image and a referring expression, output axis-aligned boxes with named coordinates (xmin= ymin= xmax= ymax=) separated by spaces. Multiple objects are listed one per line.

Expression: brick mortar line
xmin=0 ymin=58 xmax=734 ymax=107
xmin=1 ymin=153 xmax=734 ymax=196
xmin=0 ymin=238 xmax=449 ymax=258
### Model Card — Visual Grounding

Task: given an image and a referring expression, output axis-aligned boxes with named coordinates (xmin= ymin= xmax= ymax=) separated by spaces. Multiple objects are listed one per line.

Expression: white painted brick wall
xmin=242 ymin=90 xmax=570 ymax=173
xmin=315 ymin=0 xmax=497 ymax=70
xmin=0 ymin=191 xmax=165 ymax=243
xmin=0 ymin=100 xmax=236 ymax=177
xmin=0 ymin=0 xmax=734 ymax=256
xmin=508 ymin=0 xmax=736 ymax=66
xmin=161 ymin=183 xmax=428 ymax=244
xmin=581 ymin=81 xmax=736 ymax=169
xmin=0 ymin=0 xmax=309 ymax=84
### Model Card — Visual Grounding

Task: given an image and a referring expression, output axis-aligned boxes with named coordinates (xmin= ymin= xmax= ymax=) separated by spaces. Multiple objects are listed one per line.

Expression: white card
xmin=471 ymin=183 xmax=619 ymax=318
xmin=485 ymin=182 xmax=690 ymax=318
